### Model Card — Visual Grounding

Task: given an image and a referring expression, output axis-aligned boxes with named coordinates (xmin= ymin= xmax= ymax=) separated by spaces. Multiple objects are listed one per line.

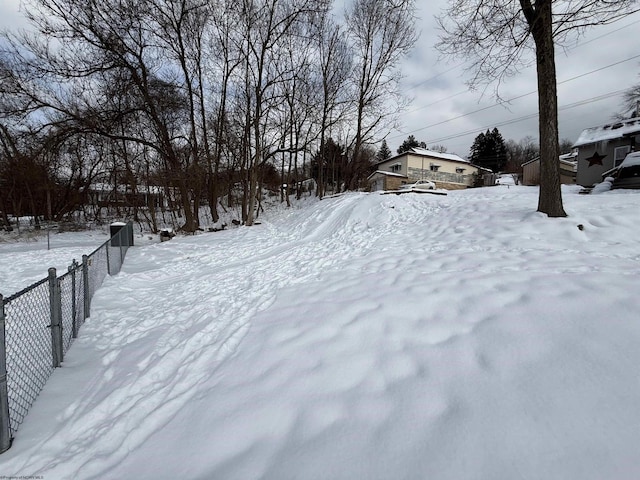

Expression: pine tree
xmin=311 ymin=138 xmax=347 ymax=193
xmin=376 ymin=140 xmax=392 ymax=162
xmin=397 ymin=135 xmax=426 ymax=154
xmin=469 ymin=128 xmax=508 ymax=172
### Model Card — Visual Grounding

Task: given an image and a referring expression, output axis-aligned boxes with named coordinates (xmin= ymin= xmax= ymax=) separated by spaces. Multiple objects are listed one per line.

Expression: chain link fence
xmin=0 ymin=222 xmax=134 ymax=452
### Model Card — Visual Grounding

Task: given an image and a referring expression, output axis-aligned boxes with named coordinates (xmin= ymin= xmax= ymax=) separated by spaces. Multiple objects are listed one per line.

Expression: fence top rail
xmin=3 ymin=221 xmax=132 ymax=304
xmin=59 ymin=263 xmax=81 ymax=282
xmin=3 ymin=276 xmax=49 ymax=305
xmin=86 ymin=239 xmax=109 ymax=259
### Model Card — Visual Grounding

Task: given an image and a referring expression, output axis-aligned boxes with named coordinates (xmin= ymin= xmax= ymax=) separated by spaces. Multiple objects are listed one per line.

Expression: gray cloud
xmin=392 ymin=1 xmax=640 ymax=158
xmin=1 ymin=0 xmax=638 ymax=159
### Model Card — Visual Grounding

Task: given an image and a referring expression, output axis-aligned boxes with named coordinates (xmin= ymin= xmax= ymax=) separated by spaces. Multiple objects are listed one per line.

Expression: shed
xmin=522 ymin=152 xmax=577 ymax=186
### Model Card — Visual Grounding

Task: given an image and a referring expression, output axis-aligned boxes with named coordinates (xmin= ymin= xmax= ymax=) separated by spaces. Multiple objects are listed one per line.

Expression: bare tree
xmin=619 ymin=76 xmax=640 ymax=118
xmin=344 ymin=0 xmax=418 ymax=191
xmin=1 ymin=0 xmax=211 ymax=231
xmin=235 ymin=0 xmax=330 ymax=226
xmin=208 ymin=0 xmax=244 ymax=223
xmin=437 ymin=0 xmax=640 ymax=217
xmin=313 ymin=15 xmax=352 ymax=198
xmin=505 ymin=136 xmax=538 ymax=174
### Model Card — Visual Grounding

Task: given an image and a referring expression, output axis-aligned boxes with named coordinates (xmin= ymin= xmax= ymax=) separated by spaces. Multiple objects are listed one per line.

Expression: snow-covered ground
xmin=0 ymin=230 xmax=111 ymax=297
xmin=2 ymin=184 xmax=640 ymax=480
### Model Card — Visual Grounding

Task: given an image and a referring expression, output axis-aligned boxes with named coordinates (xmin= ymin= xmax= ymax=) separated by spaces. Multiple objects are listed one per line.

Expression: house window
xmin=390 ymin=163 xmax=402 ymax=173
xmin=456 ymin=167 xmax=466 ymax=174
xmin=430 ymin=164 xmax=440 ymax=172
xmin=614 ymin=145 xmax=631 ymax=167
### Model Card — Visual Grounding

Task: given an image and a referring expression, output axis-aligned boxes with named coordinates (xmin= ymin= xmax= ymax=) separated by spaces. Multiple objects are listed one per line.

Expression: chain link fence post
xmin=0 ymin=294 xmax=12 ymax=453
xmin=69 ymin=260 xmax=78 ymax=339
xmin=105 ymin=239 xmax=111 ymax=275
xmin=120 ymin=227 xmax=125 ymax=266
xmin=48 ymin=268 xmax=63 ymax=368
xmin=0 ymin=226 xmax=135 ymax=453
xmin=82 ymin=255 xmax=90 ymax=321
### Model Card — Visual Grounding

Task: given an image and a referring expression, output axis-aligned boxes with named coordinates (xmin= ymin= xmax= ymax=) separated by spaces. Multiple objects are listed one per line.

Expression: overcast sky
xmin=391 ymin=2 xmax=640 ymax=158
xmin=2 ymin=0 xmax=639 ymax=159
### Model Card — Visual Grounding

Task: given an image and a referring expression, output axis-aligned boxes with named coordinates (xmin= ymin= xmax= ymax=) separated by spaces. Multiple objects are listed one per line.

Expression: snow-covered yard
xmin=0 ymin=230 xmax=110 ymax=297
xmin=2 ymin=184 xmax=640 ymax=480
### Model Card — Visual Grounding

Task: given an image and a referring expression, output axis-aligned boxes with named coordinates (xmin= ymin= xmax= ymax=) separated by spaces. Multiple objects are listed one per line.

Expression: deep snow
xmin=0 ymin=230 xmax=110 ymax=297
xmin=2 ymin=184 xmax=640 ymax=480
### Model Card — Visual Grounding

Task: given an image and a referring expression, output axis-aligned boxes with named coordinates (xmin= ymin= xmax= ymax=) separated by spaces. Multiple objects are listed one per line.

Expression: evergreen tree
xmin=397 ymin=135 xmax=426 ymax=154
xmin=376 ymin=140 xmax=392 ymax=162
xmin=311 ymin=138 xmax=347 ymax=194
xmin=469 ymin=128 xmax=508 ymax=172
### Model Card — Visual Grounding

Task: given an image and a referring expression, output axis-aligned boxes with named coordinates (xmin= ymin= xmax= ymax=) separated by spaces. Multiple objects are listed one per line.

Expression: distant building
xmin=521 ymin=152 xmax=577 ymax=186
xmin=368 ymin=147 xmax=492 ymax=191
xmin=88 ymin=183 xmax=166 ymax=209
xmin=573 ymin=117 xmax=640 ymax=187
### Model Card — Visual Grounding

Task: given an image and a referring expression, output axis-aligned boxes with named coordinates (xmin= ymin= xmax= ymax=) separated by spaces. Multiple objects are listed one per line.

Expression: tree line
xmin=0 ymin=0 xmax=417 ymax=231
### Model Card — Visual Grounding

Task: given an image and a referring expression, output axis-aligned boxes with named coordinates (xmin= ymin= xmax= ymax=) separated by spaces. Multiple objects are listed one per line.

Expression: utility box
xmin=110 ymin=222 xmax=134 ymax=247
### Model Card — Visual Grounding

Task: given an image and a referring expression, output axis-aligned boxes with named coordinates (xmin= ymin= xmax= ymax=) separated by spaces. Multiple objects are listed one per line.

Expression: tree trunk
xmin=528 ymin=0 xmax=566 ymax=217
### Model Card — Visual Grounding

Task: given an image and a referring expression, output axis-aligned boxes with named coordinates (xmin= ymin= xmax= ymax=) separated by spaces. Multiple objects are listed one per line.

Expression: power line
xmin=392 ymin=53 xmax=640 ymax=140
xmin=397 ymin=12 xmax=640 ymax=125
xmin=403 ymin=62 xmax=466 ymax=91
xmin=402 ymin=12 xmax=640 ymax=94
xmin=561 ymin=16 xmax=640 ymax=50
xmin=403 ymin=89 xmax=468 ymax=114
xmin=423 ymin=88 xmax=627 ymax=145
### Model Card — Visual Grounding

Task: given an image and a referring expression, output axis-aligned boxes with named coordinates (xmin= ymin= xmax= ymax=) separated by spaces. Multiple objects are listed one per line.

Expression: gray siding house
xmin=574 ymin=117 xmax=640 ymax=186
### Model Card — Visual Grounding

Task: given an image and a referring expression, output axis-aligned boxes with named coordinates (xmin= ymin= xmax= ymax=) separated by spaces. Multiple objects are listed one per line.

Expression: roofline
xmin=521 ymin=155 xmax=578 ymax=168
xmin=573 ymin=116 xmax=640 ymax=148
xmin=375 ymin=149 xmax=468 ymax=167
xmin=366 ymin=170 xmax=408 ymax=181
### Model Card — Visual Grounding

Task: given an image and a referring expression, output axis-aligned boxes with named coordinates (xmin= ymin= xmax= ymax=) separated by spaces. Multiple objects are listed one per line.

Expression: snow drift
xmin=2 ymin=185 xmax=640 ymax=480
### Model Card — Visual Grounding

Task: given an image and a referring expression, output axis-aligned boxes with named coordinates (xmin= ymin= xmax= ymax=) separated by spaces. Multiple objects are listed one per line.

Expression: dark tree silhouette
xmin=376 ymin=139 xmax=392 ymax=162
xmin=397 ymin=135 xmax=426 ymax=154
xmin=469 ymin=128 xmax=508 ymax=173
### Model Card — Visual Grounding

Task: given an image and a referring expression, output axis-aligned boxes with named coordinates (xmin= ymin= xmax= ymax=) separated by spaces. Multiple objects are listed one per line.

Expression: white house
xmin=368 ymin=147 xmax=490 ymax=191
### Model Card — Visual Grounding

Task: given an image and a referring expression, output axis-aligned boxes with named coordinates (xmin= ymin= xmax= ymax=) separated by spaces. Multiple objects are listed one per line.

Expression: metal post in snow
xmin=0 ymin=294 xmax=12 ymax=453
xmin=48 ymin=268 xmax=63 ymax=368
xmin=82 ymin=255 xmax=90 ymax=321
xmin=105 ymin=237 xmax=111 ymax=276
xmin=119 ymin=228 xmax=124 ymax=269
xmin=69 ymin=260 xmax=78 ymax=339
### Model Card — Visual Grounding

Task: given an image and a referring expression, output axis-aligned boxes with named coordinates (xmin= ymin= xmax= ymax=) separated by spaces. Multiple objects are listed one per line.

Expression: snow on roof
xmin=377 ymin=147 xmax=468 ymax=167
xmin=560 ymin=151 xmax=578 ymax=161
xmin=367 ymin=170 xmax=407 ymax=180
xmin=573 ymin=117 xmax=640 ymax=147
xmin=408 ymin=147 xmax=468 ymax=163
xmin=522 ymin=153 xmax=577 ymax=168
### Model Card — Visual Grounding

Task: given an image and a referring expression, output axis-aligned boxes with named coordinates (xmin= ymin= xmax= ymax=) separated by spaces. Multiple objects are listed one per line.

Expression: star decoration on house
xmin=586 ymin=151 xmax=606 ymax=167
